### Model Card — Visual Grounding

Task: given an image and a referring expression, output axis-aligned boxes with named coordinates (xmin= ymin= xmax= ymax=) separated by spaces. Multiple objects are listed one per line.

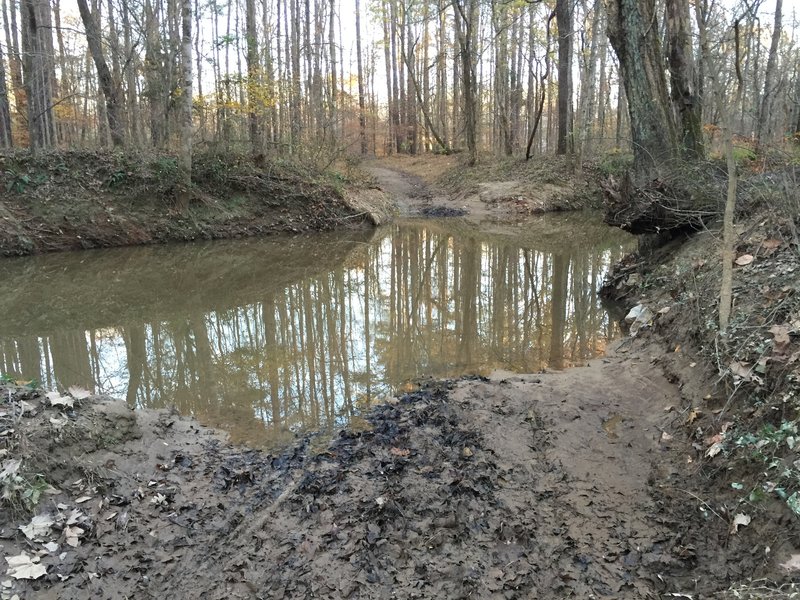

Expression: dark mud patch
xmin=419 ymin=205 xmax=468 ymax=217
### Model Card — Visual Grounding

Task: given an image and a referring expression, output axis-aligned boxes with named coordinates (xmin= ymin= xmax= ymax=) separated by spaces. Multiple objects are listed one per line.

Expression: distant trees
xmin=0 ymin=0 xmax=796 ymax=164
xmin=20 ymin=0 xmax=57 ymax=150
xmin=0 ymin=28 xmax=11 ymax=147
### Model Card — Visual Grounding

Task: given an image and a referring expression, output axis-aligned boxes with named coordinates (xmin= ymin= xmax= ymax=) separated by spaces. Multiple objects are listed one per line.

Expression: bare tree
xmin=757 ymin=0 xmax=782 ymax=145
xmin=20 ymin=0 xmax=57 ymax=150
xmin=555 ymin=0 xmax=573 ymax=155
xmin=77 ymin=0 xmax=126 ymax=147
xmin=606 ymin=0 xmax=676 ymax=180
xmin=0 ymin=34 xmax=12 ymax=147
xmin=179 ymin=0 xmax=193 ymax=187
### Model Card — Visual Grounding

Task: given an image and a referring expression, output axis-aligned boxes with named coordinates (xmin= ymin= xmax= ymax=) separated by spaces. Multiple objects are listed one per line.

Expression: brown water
xmin=0 ymin=215 xmax=634 ymax=447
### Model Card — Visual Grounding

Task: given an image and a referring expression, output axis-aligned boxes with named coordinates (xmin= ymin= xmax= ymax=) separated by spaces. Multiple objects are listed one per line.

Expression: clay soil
xmin=2 ymin=158 xmax=799 ymax=599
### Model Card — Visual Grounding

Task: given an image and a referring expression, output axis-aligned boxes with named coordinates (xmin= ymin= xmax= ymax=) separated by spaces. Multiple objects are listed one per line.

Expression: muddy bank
xmin=368 ymin=154 xmax=603 ymax=219
xmin=3 ymin=334 xmax=795 ymax=599
xmin=601 ymin=186 xmax=800 ymax=596
xmin=0 ymin=151 xmax=392 ymax=256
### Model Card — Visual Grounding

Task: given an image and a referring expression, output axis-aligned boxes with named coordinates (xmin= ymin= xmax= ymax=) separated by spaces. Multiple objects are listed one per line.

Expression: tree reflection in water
xmin=0 ymin=218 xmax=633 ymax=447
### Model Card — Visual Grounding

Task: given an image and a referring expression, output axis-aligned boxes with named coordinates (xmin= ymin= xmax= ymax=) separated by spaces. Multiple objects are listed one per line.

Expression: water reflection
xmin=0 ymin=217 xmax=633 ymax=447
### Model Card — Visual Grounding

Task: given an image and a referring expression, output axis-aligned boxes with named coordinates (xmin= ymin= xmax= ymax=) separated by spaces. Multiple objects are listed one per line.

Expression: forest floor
xmin=1 ymin=155 xmax=799 ymax=599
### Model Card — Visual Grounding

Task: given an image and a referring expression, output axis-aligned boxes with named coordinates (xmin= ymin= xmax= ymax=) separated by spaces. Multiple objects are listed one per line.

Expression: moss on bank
xmin=0 ymin=150 xmax=384 ymax=256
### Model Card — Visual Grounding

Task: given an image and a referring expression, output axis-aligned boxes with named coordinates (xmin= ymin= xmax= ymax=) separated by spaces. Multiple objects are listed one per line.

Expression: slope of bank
xmin=0 ymin=151 xmax=393 ymax=256
xmin=601 ymin=178 xmax=800 ymax=596
xmin=369 ymin=153 xmax=606 ymax=218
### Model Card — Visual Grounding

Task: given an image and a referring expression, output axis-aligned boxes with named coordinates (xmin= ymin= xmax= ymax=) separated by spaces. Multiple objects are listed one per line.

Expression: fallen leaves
xmin=625 ymin=303 xmax=655 ymax=337
xmin=685 ymin=409 xmax=701 ymax=425
xmin=46 ymin=391 xmax=74 ymax=409
xmin=64 ymin=525 xmax=84 ymax=548
xmin=734 ymin=254 xmax=754 ymax=266
xmin=19 ymin=514 xmax=54 ymax=541
xmin=704 ymin=422 xmax=734 ymax=459
xmin=705 ymin=442 xmax=724 ymax=458
xmin=769 ymin=323 xmax=792 ymax=356
xmin=730 ymin=513 xmax=751 ymax=534
xmin=5 ymin=553 xmax=46 ymax=580
xmin=761 ymin=238 xmax=782 ymax=255
xmin=67 ymin=386 xmax=91 ymax=400
xmin=781 ymin=554 xmax=800 ymax=572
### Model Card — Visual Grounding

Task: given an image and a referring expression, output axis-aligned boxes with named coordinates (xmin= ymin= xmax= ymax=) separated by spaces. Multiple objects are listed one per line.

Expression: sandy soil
xmin=367 ymin=154 xmax=594 ymax=219
xmin=3 ymin=338 xmax=791 ymax=599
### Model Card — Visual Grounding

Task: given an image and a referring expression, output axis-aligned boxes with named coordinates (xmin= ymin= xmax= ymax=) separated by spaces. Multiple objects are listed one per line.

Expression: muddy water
xmin=0 ymin=215 xmax=633 ymax=447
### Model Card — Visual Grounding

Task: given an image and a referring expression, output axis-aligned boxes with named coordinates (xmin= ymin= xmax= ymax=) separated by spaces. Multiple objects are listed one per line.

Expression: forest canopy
xmin=0 ymin=0 xmax=796 ymax=174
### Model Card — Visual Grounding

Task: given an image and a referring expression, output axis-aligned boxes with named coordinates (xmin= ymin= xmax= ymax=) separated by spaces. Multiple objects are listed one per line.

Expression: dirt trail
xmin=364 ymin=163 xmax=492 ymax=220
xmin=365 ymin=158 xmax=585 ymax=220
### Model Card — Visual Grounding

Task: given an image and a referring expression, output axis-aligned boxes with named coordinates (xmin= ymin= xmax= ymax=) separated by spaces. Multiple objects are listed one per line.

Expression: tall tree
xmin=757 ymin=0 xmax=782 ymax=145
xmin=179 ymin=0 xmax=193 ymax=187
xmin=245 ymin=0 xmax=262 ymax=154
xmin=555 ymin=0 xmax=573 ymax=155
xmin=0 ymin=34 xmax=12 ymax=147
xmin=2 ymin=0 xmax=25 ymax=124
xmin=606 ymin=0 xmax=677 ymax=180
xmin=453 ymin=0 xmax=478 ymax=166
xmin=20 ymin=0 xmax=57 ymax=150
xmin=666 ymin=0 xmax=703 ymax=157
xmin=355 ymin=0 xmax=368 ymax=154
xmin=77 ymin=0 xmax=126 ymax=147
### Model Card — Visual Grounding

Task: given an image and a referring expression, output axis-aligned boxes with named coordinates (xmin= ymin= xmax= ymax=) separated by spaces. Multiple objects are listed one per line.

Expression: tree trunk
xmin=665 ymin=0 xmax=703 ymax=158
xmin=453 ymin=0 xmax=478 ymax=166
xmin=606 ymin=0 xmax=677 ymax=181
xmin=576 ymin=0 xmax=601 ymax=162
xmin=122 ymin=0 xmax=141 ymax=145
xmin=555 ymin=0 xmax=573 ymax=155
xmin=77 ymin=0 xmax=126 ymax=147
xmin=179 ymin=0 xmax=193 ymax=189
xmin=20 ymin=0 xmax=57 ymax=150
xmin=3 ymin=0 xmax=26 ymax=124
xmin=328 ymin=0 xmax=337 ymax=142
xmin=144 ymin=0 xmax=167 ymax=148
xmin=0 ymin=36 xmax=12 ymax=147
xmin=526 ymin=11 xmax=555 ymax=160
xmin=245 ymin=0 xmax=262 ymax=155
xmin=355 ymin=0 xmax=367 ymax=154
xmin=757 ymin=0 xmax=782 ymax=145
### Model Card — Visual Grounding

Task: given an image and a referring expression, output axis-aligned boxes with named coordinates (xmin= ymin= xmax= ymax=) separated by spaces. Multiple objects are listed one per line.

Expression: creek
xmin=0 ymin=214 xmax=633 ymax=447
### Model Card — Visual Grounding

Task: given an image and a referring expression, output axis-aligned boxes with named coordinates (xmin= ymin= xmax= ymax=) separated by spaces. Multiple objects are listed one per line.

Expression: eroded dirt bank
xmin=0 ymin=151 xmax=392 ymax=257
xmin=2 ymin=337 xmax=794 ymax=599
